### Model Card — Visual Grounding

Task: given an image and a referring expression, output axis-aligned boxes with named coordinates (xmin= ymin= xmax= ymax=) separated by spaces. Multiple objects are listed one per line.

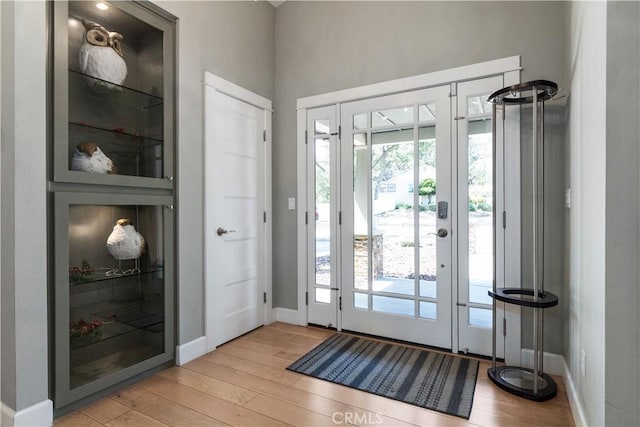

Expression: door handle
xmin=426 ymin=228 xmax=448 ymax=238
xmin=217 ymin=227 xmax=236 ymax=236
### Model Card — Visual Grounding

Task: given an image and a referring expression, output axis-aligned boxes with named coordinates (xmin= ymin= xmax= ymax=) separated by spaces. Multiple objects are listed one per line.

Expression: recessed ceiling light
xmin=96 ymin=2 xmax=108 ymax=11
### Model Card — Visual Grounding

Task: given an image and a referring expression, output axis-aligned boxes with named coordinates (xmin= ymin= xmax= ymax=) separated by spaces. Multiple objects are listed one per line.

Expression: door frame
xmin=204 ymin=71 xmax=272 ymax=352
xmin=296 ymin=56 xmax=522 ymax=364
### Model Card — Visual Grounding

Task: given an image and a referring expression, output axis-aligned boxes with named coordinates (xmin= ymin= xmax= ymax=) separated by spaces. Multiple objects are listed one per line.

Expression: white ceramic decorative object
xmin=71 ymin=142 xmax=115 ymax=174
xmin=106 ymin=219 xmax=145 ymax=260
xmin=78 ymin=19 xmax=127 ymax=89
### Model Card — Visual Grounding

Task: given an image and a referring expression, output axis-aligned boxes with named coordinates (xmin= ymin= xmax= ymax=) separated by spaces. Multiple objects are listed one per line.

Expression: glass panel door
xmin=54 ymin=192 xmax=174 ymax=408
xmin=53 ymin=0 xmax=175 ymax=189
xmin=456 ymin=76 xmax=505 ymax=357
xmin=341 ymin=86 xmax=452 ymax=348
xmin=307 ymin=106 xmax=339 ymax=327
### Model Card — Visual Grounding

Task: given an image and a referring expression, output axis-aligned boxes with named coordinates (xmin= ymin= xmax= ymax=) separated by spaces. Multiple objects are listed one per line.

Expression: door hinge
xmin=338 ymin=211 xmax=342 ymax=225
xmin=339 ymin=296 xmax=342 ymax=311
xmin=305 ymin=130 xmax=308 ymax=144
xmin=305 ymin=291 xmax=309 ymax=306
xmin=264 ymin=292 xmax=267 ymax=304
xmin=263 ymin=211 xmax=267 ymax=223
xmin=263 ymin=130 xmax=267 ymax=142
xmin=503 ymin=317 xmax=507 ymax=336
xmin=503 ymin=211 xmax=507 ymax=229
xmin=305 ymin=211 xmax=308 ymax=225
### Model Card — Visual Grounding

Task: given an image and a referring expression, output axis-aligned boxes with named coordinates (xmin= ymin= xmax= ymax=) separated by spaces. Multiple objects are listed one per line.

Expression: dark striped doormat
xmin=287 ymin=334 xmax=478 ymax=419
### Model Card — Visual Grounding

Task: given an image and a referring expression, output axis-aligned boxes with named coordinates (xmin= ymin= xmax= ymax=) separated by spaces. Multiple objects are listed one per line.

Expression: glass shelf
xmin=69 ymin=294 xmax=164 ymax=350
xmin=69 ymin=121 xmax=163 ymax=145
xmin=69 ymin=69 xmax=163 ymax=111
xmin=69 ymin=267 xmax=164 ymax=286
xmin=69 ymin=302 xmax=164 ymax=389
xmin=68 ymin=120 xmax=163 ymax=179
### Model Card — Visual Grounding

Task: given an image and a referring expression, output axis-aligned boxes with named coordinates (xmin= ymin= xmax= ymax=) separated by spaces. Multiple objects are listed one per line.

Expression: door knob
xmin=437 ymin=228 xmax=448 ymax=238
xmin=217 ymin=227 xmax=236 ymax=236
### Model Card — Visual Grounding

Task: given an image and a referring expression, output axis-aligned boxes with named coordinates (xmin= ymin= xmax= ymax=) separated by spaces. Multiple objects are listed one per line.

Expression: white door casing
xmin=204 ymin=72 xmax=272 ymax=351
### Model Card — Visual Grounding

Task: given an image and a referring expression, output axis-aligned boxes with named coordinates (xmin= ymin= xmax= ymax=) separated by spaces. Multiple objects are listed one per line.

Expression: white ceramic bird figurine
xmin=79 ymin=19 xmax=127 ymax=89
xmin=106 ymin=219 xmax=146 ymax=260
xmin=71 ymin=142 xmax=116 ymax=174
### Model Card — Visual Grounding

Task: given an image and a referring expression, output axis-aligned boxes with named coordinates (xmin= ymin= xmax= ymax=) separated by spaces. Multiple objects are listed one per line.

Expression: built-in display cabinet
xmin=53 ymin=0 xmax=174 ymax=188
xmin=50 ymin=1 xmax=176 ymax=412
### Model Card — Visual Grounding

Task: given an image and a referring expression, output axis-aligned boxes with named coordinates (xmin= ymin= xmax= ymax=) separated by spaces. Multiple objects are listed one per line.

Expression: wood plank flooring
xmin=55 ymin=322 xmax=575 ymax=426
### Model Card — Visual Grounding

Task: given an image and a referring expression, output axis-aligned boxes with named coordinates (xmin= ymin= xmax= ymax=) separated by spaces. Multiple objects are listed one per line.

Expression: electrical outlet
xmin=580 ymin=349 xmax=586 ymax=380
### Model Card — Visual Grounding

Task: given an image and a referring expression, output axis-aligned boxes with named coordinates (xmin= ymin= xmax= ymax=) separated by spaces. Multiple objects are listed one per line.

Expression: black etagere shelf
xmin=487 ymin=80 xmax=560 ymax=402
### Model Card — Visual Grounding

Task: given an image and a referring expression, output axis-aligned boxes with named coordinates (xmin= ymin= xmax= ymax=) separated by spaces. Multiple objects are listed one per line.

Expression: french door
xmin=455 ymin=76 xmax=505 ymax=357
xmin=306 ymin=106 xmax=340 ymax=326
xmin=340 ymin=86 xmax=452 ymax=348
xmin=306 ymin=77 xmax=507 ymax=356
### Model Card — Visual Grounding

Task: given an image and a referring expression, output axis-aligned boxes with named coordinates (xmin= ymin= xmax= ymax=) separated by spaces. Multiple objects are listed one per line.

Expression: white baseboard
xmin=175 ymin=336 xmax=207 ymax=366
xmin=563 ymin=358 xmax=588 ymax=427
xmin=520 ymin=349 xmax=565 ymax=376
xmin=1 ymin=402 xmax=14 ymax=427
xmin=271 ymin=307 xmax=300 ymax=325
xmin=520 ymin=350 xmax=587 ymax=426
xmin=1 ymin=399 xmax=53 ymax=427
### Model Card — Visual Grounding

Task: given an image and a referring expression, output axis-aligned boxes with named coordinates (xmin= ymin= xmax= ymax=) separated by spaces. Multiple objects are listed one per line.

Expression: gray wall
xmin=155 ymin=0 xmax=275 ymax=345
xmin=565 ymin=1 xmax=607 ymax=424
xmin=273 ymin=1 xmax=567 ymax=353
xmin=1 ymin=0 xmax=49 ymax=414
xmin=565 ymin=2 xmax=640 ymax=425
xmin=604 ymin=2 xmax=639 ymax=425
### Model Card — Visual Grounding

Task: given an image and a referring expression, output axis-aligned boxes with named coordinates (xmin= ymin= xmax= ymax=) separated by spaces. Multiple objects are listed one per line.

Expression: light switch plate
xmin=288 ymin=197 xmax=296 ymax=210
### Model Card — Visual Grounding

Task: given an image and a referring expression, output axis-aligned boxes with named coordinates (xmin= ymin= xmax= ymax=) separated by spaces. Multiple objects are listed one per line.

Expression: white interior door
xmin=340 ymin=86 xmax=453 ymax=349
xmin=204 ymin=76 xmax=270 ymax=350
xmin=455 ymin=76 xmax=505 ymax=357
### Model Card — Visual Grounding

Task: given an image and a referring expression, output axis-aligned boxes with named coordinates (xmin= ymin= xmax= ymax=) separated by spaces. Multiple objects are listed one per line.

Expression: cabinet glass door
xmin=54 ymin=192 xmax=174 ymax=408
xmin=53 ymin=1 xmax=175 ymax=188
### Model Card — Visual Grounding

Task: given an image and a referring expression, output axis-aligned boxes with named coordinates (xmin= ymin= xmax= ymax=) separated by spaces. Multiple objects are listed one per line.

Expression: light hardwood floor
xmin=55 ymin=322 xmax=575 ymax=426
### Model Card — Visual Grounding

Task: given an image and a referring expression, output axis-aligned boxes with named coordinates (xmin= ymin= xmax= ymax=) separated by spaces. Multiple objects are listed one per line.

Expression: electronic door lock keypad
xmin=437 ymin=201 xmax=448 ymax=219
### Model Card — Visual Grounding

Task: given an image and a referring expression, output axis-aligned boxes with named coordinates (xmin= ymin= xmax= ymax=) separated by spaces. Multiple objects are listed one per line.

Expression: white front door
xmin=304 ymin=77 xmax=513 ymax=356
xmin=204 ymin=75 xmax=270 ymax=350
xmin=340 ymin=86 xmax=453 ymax=348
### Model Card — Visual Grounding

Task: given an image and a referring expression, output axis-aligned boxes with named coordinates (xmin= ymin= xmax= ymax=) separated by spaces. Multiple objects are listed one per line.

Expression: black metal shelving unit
xmin=487 ymin=80 xmax=560 ymax=401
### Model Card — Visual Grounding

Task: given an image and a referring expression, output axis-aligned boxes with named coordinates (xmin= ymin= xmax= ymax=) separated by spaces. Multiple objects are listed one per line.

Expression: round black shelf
xmin=487 ymin=80 xmax=558 ymax=105
xmin=488 ymin=366 xmax=557 ymax=402
xmin=488 ymin=287 xmax=558 ymax=308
